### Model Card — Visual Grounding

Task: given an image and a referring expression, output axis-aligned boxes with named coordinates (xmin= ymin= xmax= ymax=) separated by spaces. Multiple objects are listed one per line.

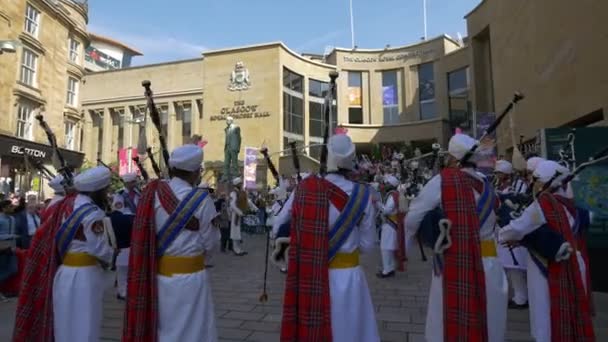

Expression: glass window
xmin=24 ymin=4 xmax=40 ymax=37
xmin=347 ymin=71 xmax=362 ymax=107
xmin=309 ymin=144 xmax=323 ymax=161
xmin=382 ymin=70 xmax=399 ymax=124
xmin=283 ymin=68 xmax=303 ymax=93
xmin=283 ymin=93 xmax=304 ymax=135
xmin=160 ymin=105 xmax=169 ymax=140
xmin=418 ymin=62 xmax=436 ymax=119
xmin=16 ymin=100 xmax=35 ymax=140
xmin=69 ymin=38 xmax=80 ymax=63
xmin=349 ymin=108 xmax=363 ymax=124
xmin=179 ymin=103 xmax=192 ymax=145
xmin=309 ymin=79 xmax=329 ymax=98
xmin=64 ymin=121 xmax=75 ymax=150
xmin=66 ymin=77 xmax=78 ymax=106
xmin=448 ymin=67 xmax=471 ymax=132
xmin=348 ymin=72 xmax=362 ymax=87
xmin=20 ymin=49 xmax=38 ymax=87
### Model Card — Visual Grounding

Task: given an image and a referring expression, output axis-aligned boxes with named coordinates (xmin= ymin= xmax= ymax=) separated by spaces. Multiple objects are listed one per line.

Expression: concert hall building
xmin=79 ymin=0 xmax=608 ymax=186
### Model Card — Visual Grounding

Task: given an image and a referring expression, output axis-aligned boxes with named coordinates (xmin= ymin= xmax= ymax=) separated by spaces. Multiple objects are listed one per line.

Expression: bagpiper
xmin=229 ymin=177 xmax=258 ymax=256
xmin=405 ymin=133 xmax=508 ymax=342
xmin=377 ymin=174 xmax=406 ymax=278
xmin=123 ymin=144 xmax=219 ymax=342
xmin=278 ymin=134 xmax=380 ymax=342
xmin=13 ymin=166 xmax=116 ymax=342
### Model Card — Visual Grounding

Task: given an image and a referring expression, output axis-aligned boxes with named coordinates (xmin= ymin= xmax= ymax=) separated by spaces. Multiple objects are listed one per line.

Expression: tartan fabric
xmin=123 ymin=180 xmax=161 ymax=342
xmin=388 ymin=191 xmax=407 ymax=271
xmin=538 ymin=193 xmax=595 ymax=341
xmin=440 ymin=168 xmax=488 ymax=342
xmin=40 ymin=201 xmax=59 ymax=223
xmin=281 ymin=177 xmax=349 ymax=342
xmin=157 ymin=181 xmax=199 ymax=231
xmin=12 ymin=194 xmax=76 ymax=342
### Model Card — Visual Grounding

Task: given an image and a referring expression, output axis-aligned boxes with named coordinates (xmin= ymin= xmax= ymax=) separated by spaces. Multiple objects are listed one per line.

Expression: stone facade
xmin=0 ymin=0 xmax=88 ymax=196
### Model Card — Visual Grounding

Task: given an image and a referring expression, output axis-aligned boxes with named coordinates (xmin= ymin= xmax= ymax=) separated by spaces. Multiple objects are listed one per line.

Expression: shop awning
xmin=0 ymin=134 xmax=86 ymax=168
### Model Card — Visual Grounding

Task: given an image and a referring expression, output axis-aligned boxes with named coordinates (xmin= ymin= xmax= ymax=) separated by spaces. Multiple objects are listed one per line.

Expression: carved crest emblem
xmin=228 ymin=61 xmax=251 ymax=91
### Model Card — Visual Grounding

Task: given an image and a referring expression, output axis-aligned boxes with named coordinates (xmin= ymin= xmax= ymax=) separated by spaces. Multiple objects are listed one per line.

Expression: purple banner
xmin=243 ymin=147 xmax=258 ymax=190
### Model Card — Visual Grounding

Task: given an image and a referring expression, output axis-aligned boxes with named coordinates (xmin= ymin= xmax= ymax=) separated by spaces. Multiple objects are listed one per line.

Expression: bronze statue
xmin=223 ymin=116 xmax=241 ymax=182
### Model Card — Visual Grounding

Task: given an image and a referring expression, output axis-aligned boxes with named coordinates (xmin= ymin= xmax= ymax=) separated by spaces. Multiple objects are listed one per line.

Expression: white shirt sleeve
xmin=404 ymin=175 xmax=442 ymax=257
xmin=272 ymin=193 xmax=294 ymax=236
xmin=358 ymin=197 xmax=377 ymax=254
xmin=382 ymin=195 xmax=396 ymax=215
xmin=498 ymin=200 xmax=547 ymax=243
xmin=197 ymin=198 xmax=221 ymax=252
xmin=229 ymin=192 xmax=243 ymax=216
xmin=83 ymin=210 xmax=114 ymax=264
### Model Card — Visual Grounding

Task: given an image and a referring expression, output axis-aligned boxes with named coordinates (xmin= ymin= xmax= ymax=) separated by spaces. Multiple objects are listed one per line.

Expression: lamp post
xmin=0 ymin=40 xmax=18 ymax=55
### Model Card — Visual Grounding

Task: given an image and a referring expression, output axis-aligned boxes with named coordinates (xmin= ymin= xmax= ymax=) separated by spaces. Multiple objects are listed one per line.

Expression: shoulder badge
xmin=91 ymin=221 xmax=105 ymax=235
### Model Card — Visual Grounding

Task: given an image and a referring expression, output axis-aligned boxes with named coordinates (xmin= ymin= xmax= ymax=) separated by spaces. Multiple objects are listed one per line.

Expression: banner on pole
xmin=118 ymin=147 xmax=140 ymax=176
xmin=243 ymin=146 xmax=258 ymax=190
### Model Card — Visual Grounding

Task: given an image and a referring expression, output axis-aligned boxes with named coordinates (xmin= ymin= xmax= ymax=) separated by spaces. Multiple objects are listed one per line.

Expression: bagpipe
xmin=35 ymin=113 xmax=74 ymax=188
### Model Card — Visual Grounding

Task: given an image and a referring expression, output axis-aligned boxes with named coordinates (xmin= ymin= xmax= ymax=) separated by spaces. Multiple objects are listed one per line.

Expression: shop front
xmin=0 ymin=134 xmax=85 ymax=199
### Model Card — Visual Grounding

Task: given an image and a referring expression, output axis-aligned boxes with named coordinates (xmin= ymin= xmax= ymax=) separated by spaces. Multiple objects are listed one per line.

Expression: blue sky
xmin=88 ymin=0 xmax=482 ymax=66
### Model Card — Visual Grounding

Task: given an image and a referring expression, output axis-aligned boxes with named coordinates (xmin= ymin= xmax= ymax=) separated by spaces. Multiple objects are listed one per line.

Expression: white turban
xmin=327 ymin=134 xmax=356 ymax=172
xmin=169 ymin=144 xmax=204 ymax=172
xmin=48 ymin=175 xmax=65 ymax=193
xmin=121 ymin=172 xmax=138 ymax=183
xmin=74 ymin=166 xmax=112 ymax=192
xmin=232 ymin=177 xmax=243 ymax=186
xmin=448 ymin=134 xmax=478 ymax=161
xmin=533 ymin=160 xmax=570 ymax=186
xmin=384 ymin=174 xmax=399 ymax=188
xmin=526 ymin=157 xmax=544 ymax=172
xmin=495 ymin=160 xmax=513 ymax=174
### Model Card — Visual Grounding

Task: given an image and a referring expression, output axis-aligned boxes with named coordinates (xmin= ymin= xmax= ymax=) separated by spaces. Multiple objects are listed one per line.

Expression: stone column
xmin=191 ymin=99 xmax=201 ymax=136
xmin=101 ymin=107 xmax=112 ymax=162
xmin=167 ymin=101 xmax=177 ymax=151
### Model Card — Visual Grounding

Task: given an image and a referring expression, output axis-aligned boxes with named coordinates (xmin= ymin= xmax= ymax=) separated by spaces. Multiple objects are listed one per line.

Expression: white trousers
xmin=232 ymin=239 xmax=245 ymax=253
xmin=116 ymin=266 xmax=128 ymax=298
xmin=380 ymin=250 xmax=395 ymax=274
xmin=506 ymin=268 xmax=528 ymax=305
xmin=53 ymin=265 xmax=106 ymax=342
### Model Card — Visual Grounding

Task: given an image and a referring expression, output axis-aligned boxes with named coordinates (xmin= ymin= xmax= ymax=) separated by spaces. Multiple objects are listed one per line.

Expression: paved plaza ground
xmin=1 ymin=233 xmax=607 ymax=341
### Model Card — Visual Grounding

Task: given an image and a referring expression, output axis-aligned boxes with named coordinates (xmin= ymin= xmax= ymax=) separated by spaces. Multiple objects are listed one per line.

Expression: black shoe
xmin=376 ymin=271 xmax=395 ymax=278
xmin=508 ymin=300 xmax=529 ymax=309
xmin=116 ymin=295 xmax=126 ymax=301
xmin=206 ymin=264 xmax=214 ymax=268
xmin=233 ymin=251 xmax=248 ymax=256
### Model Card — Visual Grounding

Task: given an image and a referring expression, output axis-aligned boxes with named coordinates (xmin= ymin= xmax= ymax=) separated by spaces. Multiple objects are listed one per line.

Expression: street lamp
xmin=0 ymin=40 xmax=18 ymax=54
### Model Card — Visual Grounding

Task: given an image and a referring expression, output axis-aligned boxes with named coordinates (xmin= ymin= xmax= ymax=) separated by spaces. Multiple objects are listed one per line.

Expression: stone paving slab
xmin=1 ymin=233 xmax=607 ymax=341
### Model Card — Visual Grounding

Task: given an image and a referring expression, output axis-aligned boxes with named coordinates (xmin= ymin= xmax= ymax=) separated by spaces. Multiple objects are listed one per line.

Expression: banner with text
xmin=243 ymin=147 xmax=258 ymax=190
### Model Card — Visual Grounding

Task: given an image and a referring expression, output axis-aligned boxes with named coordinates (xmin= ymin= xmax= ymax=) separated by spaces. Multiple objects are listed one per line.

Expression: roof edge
xmin=89 ymin=33 xmax=144 ymax=56
xmin=330 ymin=34 xmax=460 ymax=54
xmin=464 ymin=0 xmax=488 ymax=19
xmin=85 ymin=57 xmax=203 ymax=75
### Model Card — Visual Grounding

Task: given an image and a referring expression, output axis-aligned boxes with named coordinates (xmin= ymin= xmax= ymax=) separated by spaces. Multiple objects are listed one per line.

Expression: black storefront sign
xmin=0 ymin=134 xmax=85 ymax=168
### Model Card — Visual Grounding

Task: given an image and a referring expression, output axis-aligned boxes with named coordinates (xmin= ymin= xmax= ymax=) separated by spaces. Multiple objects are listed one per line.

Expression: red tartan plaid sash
xmin=157 ymin=181 xmax=199 ymax=231
xmin=123 ymin=180 xmax=161 ymax=342
xmin=12 ymin=194 xmax=76 ymax=342
xmin=281 ymin=177 xmax=353 ymax=342
xmin=440 ymin=168 xmax=488 ymax=342
xmin=538 ymin=193 xmax=595 ymax=341
xmin=385 ymin=191 xmax=407 ymax=271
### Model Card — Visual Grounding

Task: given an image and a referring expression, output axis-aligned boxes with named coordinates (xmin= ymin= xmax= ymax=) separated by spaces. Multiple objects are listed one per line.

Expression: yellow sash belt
xmin=480 ymin=240 xmax=497 ymax=258
xmin=63 ymin=253 xmax=98 ymax=267
xmin=158 ymin=255 xmax=205 ymax=277
xmin=329 ymin=250 xmax=360 ymax=269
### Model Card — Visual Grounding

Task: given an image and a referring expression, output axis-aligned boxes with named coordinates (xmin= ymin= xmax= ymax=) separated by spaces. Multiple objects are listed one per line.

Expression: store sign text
xmin=210 ymin=100 xmax=271 ymax=121
xmin=343 ymin=50 xmax=434 ymax=63
xmin=10 ymin=145 xmax=47 ymax=158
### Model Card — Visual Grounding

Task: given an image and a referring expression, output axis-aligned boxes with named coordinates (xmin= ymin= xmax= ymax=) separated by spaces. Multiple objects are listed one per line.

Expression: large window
xmin=68 ymin=37 xmax=80 ymax=63
xmin=20 ymin=49 xmax=38 ymax=87
xmin=64 ymin=121 xmax=76 ymax=150
xmin=24 ymin=4 xmax=40 ymax=37
xmin=347 ymin=71 xmax=363 ymax=124
xmin=66 ymin=77 xmax=79 ymax=106
xmin=177 ymin=103 xmax=192 ymax=145
xmin=448 ymin=67 xmax=471 ymax=133
xmin=382 ymin=70 xmax=399 ymax=124
xmin=309 ymin=79 xmax=329 ymax=98
xmin=283 ymin=68 xmax=304 ymax=136
xmin=16 ymin=100 xmax=35 ymax=140
xmin=418 ymin=62 xmax=436 ymax=120
xmin=159 ymin=105 xmax=169 ymax=141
